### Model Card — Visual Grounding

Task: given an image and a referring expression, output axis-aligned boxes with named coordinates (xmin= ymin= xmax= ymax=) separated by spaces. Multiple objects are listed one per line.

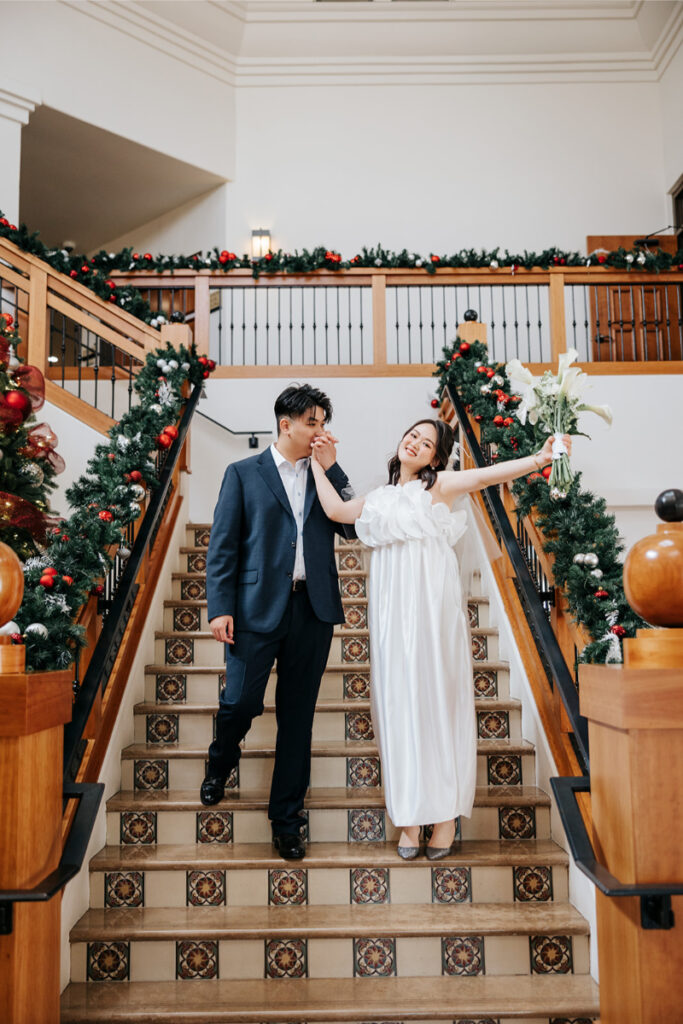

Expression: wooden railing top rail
xmin=0 ymin=236 xmax=161 ymax=349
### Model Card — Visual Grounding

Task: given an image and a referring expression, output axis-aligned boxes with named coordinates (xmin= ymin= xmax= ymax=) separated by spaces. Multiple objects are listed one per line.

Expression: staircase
xmin=60 ymin=526 xmax=599 ymax=1023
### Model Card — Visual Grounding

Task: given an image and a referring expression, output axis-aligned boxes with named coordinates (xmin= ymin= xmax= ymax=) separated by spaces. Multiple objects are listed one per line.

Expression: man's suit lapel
xmin=256 ymin=449 xmax=294 ymax=519
xmin=303 ymin=465 xmax=317 ymax=524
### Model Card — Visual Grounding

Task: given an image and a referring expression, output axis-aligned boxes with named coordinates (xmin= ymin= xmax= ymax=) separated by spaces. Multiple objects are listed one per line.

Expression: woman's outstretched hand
xmin=536 ymin=433 xmax=572 ymax=467
xmin=311 ymin=431 xmax=339 ymax=471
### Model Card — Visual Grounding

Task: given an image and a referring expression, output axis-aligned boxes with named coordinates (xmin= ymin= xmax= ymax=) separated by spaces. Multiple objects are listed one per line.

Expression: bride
xmin=311 ymin=418 xmax=570 ymax=859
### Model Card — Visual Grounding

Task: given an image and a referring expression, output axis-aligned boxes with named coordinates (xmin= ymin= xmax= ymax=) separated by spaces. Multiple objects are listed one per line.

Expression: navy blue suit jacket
xmin=206 ymin=449 xmax=352 ymax=632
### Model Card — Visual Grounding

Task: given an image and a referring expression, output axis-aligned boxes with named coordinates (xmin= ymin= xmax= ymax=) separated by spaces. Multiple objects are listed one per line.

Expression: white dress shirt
xmin=270 ymin=443 xmax=309 ymax=581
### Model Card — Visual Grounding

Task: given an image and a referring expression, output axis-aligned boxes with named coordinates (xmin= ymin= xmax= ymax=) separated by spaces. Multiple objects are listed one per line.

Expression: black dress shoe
xmin=272 ymin=833 xmax=306 ymax=860
xmin=200 ymin=775 xmax=226 ymax=806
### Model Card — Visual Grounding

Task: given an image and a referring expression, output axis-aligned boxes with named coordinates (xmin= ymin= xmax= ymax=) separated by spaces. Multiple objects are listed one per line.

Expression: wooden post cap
xmin=623 ymin=489 xmax=683 ymax=627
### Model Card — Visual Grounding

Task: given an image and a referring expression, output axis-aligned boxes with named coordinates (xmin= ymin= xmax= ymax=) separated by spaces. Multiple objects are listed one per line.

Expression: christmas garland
xmin=2 ymin=212 xmax=682 ymax=328
xmin=8 ymin=340 xmax=214 ymax=672
xmin=433 ymin=339 xmax=646 ymax=664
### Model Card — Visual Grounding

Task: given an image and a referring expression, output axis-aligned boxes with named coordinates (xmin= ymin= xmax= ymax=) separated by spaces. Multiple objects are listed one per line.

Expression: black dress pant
xmin=207 ymin=587 xmax=334 ymax=835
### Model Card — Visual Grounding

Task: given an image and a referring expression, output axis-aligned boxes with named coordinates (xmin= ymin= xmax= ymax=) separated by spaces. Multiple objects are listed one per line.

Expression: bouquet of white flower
xmin=505 ymin=349 xmax=613 ymax=499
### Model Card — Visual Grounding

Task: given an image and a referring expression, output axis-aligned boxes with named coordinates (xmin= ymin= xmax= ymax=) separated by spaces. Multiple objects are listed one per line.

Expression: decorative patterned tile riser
xmin=164 ymin=603 xmax=371 ymax=634
xmin=135 ymin=708 xmax=521 ymax=747
xmin=145 ymin=669 xmax=369 ymax=705
xmin=71 ymin=933 xmax=590 ymax=982
xmin=120 ymin=748 xmax=536 ymax=792
xmin=89 ymin=864 xmax=568 ymax=908
xmin=107 ymin=805 xmax=551 ymax=846
xmin=155 ymin=633 xmax=379 ymax=668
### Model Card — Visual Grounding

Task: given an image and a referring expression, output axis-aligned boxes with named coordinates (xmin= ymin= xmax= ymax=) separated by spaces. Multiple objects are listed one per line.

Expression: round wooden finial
xmin=0 ymin=541 xmax=24 ymax=627
xmin=623 ymin=489 xmax=683 ymax=627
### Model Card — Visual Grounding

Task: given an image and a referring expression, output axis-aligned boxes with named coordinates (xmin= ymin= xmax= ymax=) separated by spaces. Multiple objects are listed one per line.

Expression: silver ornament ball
xmin=573 ymin=553 xmax=586 ymax=565
xmin=25 ymin=622 xmax=48 ymax=638
xmin=591 ymin=568 xmax=604 ymax=579
xmin=584 ymin=553 xmax=599 ymax=568
xmin=130 ymin=484 xmax=146 ymax=502
xmin=129 ymin=502 xmax=142 ymax=518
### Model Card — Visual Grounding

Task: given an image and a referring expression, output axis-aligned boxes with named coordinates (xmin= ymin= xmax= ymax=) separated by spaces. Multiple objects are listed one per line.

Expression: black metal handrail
xmin=551 ymin=776 xmax=682 ymax=930
xmin=64 ymin=383 xmax=202 ymax=784
xmin=196 ymin=409 xmax=272 ymax=448
xmin=446 ymin=382 xmax=590 ymax=773
xmin=0 ymin=782 xmax=104 ymax=935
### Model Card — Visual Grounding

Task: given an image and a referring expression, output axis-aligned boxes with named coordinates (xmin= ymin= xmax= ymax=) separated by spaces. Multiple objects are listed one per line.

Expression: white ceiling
xmin=20 ymin=106 xmax=226 ymax=252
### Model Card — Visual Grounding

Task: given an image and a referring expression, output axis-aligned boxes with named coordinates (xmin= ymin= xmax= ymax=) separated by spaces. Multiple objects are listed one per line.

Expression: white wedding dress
xmin=355 ymin=481 xmax=477 ymax=827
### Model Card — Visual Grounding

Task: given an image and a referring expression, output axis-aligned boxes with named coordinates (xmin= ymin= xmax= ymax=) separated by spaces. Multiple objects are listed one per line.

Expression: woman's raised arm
xmin=434 ymin=434 xmax=571 ymax=503
xmin=310 ymin=451 xmax=365 ymax=524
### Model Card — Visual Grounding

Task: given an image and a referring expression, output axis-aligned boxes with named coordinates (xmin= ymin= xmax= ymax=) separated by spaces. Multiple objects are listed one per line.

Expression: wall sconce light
xmin=251 ymin=228 xmax=271 ymax=259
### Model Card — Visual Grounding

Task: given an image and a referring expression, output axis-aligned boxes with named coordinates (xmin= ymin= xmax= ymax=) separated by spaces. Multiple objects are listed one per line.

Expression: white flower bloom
xmin=558 ymin=366 xmax=588 ymax=400
xmin=555 ymin=348 xmax=579 ymax=383
xmin=505 ymin=358 xmax=535 ymax=390
xmin=577 ymin=401 xmax=613 ymax=425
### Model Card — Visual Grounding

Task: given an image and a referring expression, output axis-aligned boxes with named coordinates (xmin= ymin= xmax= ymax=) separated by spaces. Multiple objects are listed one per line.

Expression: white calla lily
xmin=505 ymin=358 xmax=536 ymax=391
xmin=556 ymin=348 xmax=579 ymax=382
xmin=577 ymin=402 xmax=613 ymax=425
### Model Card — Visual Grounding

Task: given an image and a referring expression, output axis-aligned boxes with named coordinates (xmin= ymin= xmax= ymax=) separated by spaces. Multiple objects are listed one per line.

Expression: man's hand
xmin=311 ymin=430 xmax=339 ymax=472
xmin=210 ymin=614 xmax=234 ymax=645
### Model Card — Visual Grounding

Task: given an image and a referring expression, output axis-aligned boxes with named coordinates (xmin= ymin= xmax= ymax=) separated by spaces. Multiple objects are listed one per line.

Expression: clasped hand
xmin=537 ymin=433 xmax=572 ymax=464
xmin=310 ymin=430 xmax=339 ymax=470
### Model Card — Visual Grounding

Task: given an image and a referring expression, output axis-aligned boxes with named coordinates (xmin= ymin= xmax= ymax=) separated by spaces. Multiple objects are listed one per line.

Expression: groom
xmin=201 ymin=384 xmax=353 ymax=860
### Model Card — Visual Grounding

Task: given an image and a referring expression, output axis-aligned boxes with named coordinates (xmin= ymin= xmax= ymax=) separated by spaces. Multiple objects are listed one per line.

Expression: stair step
xmin=72 ymin=901 xmax=591 ymax=942
xmin=91 ymin=838 xmax=567 ymax=870
xmin=61 ymin=974 xmax=600 ymax=1022
xmin=122 ymin=739 xmax=535 ymax=759
xmin=134 ymin=696 xmax=521 ymax=715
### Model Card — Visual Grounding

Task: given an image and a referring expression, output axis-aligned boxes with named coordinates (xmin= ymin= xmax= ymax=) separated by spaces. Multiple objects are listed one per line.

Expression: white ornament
xmin=415 ymin=259 xmax=422 ymax=268
xmin=130 ymin=484 xmax=146 ymax=501
xmin=149 ymin=404 xmax=163 ymax=414
xmin=157 ymin=314 xmax=167 ymax=324
xmin=118 ymin=545 xmax=131 ymax=559
xmin=474 ymin=361 xmax=482 ymax=367
xmin=150 ymin=318 xmax=159 ymax=328
xmin=573 ymin=553 xmax=586 ymax=565
xmin=8 ymin=345 xmax=19 ymax=368
xmin=492 ymin=375 xmax=504 ymax=386
xmin=584 ymin=552 xmax=599 ymax=568
xmin=25 ymin=623 xmax=48 ymax=638
xmin=159 ymin=363 xmax=171 ymax=376
xmin=489 ymin=259 xmax=499 ymax=269
xmin=591 ymin=568 xmax=604 ymax=579
xmin=374 ymin=258 xmax=382 ymax=267
xmin=637 ymin=252 xmax=646 ymax=266
xmin=480 ymin=384 xmax=491 ymax=395
xmin=168 ymin=360 xmax=179 ymax=370
xmin=181 ymin=362 xmax=190 ymax=372
xmin=0 ymin=620 xmax=19 ymax=635
xmin=625 ymin=254 xmax=634 ymax=264
xmin=156 ymin=359 xmax=166 ymax=368
xmin=129 ymin=502 xmax=142 ymax=519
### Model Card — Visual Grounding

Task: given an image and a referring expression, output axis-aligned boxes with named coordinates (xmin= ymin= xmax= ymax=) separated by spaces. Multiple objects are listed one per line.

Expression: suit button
xmin=291 ymin=542 xmax=296 ymax=548
xmin=287 ymin=572 xmax=292 ymax=578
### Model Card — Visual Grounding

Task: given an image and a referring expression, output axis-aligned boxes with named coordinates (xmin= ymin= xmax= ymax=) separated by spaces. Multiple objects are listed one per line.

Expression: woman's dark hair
xmin=274 ymin=384 xmax=333 ymax=434
xmin=387 ymin=418 xmax=454 ymax=491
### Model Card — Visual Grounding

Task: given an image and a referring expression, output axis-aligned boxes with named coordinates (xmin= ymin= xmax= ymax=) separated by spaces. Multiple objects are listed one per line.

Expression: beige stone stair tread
xmin=155 ymin=629 xmax=371 ymax=640
xmin=163 ymin=598 xmax=370 ymax=608
xmin=107 ymin=785 xmax=551 ymax=812
xmin=121 ymin=738 xmax=535 ymax=759
xmin=144 ymin=663 xmax=370 ymax=675
xmin=71 ymin=901 xmax=590 ymax=941
xmin=133 ymin=696 xmax=521 ymax=715
xmin=60 ymin=974 xmax=600 ymax=1023
xmin=91 ymin=838 xmax=568 ymax=872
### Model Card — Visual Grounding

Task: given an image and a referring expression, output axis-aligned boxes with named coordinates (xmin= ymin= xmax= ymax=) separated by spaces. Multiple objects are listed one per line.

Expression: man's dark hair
xmin=274 ymin=384 xmax=333 ymax=434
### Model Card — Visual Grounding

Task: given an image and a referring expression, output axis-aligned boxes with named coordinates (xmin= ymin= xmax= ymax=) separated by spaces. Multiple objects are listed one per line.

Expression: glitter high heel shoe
xmin=397 ymin=844 xmax=421 ymax=860
xmin=425 ymin=844 xmax=454 ymax=861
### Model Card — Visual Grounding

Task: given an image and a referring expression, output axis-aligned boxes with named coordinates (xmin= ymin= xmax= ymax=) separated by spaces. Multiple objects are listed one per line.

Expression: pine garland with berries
xmin=12 ymin=340 xmax=213 ymax=672
xmin=433 ymin=338 xmax=647 ymax=664
xmin=2 ymin=212 xmax=682 ymax=328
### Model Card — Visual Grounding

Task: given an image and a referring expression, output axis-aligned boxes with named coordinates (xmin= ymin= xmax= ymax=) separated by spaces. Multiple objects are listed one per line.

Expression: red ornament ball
xmin=39 ymin=575 xmax=55 ymax=588
xmin=208 ymin=359 xmax=216 ymax=371
xmin=474 ymin=415 xmax=482 ymax=422
xmin=610 ymin=624 xmax=626 ymax=637
xmin=595 ymin=588 xmax=609 ymax=599
xmin=129 ymin=470 xmax=143 ymax=483
xmin=542 ymin=466 xmax=552 ymax=479
xmin=198 ymin=356 xmax=209 ymax=366
xmin=162 ymin=425 xmax=179 ymax=440
xmin=10 ymin=633 xmax=23 ymax=644
xmin=98 ymin=509 xmax=113 ymax=522
xmin=430 ymin=398 xmax=439 ymax=408
xmin=486 ymin=368 xmax=495 ymax=379
xmin=202 ymin=370 xmax=210 ymax=378
xmin=92 ymin=584 xmax=104 ymax=596
xmin=157 ymin=433 xmax=173 ymax=449
xmin=62 ymin=575 xmax=73 ymax=586
xmin=477 ymin=366 xmax=488 ymax=375
xmin=459 ymin=342 xmax=470 ymax=354
xmin=69 ymin=269 xmax=78 ymax=278
xmin=43 ymin=567 xmax=58 ymax=576
xmin=431 ymin=255 xmax=440 ymax=263
xmin=4 ymin=389 xmax=32 ymax=418
xmin=503 ymin=417 xmax=514 ymax=427
xmin=493 ymin=415 xmax=504 ymax=426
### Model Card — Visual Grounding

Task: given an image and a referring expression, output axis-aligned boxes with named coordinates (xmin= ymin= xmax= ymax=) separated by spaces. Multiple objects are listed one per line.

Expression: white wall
xmin=226 ymin=81 xmax=668 ymax=259
xmin=659 ymin=27 xmax=683 ymax=193
xmin=99 ymin=184 xmax=229 ymax=257
xmin=0 ymin=116 xmax=21 ymax=223
xmin=0 ymin=2 xmax=234 ymax=178
xmin=41 ymin=400 xmax=102 ymax=519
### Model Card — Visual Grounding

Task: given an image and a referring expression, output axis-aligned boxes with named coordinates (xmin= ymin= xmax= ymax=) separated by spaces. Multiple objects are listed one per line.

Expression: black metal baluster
xmin=405 ymin=286 xmax=412 ymax=364
xmin=289 ymin=288 xmax=294 ymax=365
xmin=429 ymin=286 xmax=435 ymax=364
xmin=335 ymin=287 xmax=341 ymax=365
xmin=359 ymin=286 xmax=364 ymax=364
xmin=535 ymin=285 xmax=543 ymax=362
xmin=663 ymin=284 xmax=673 ymax=361
xmin=512 ymin=286 xmax=520 ymax=358
xmin=489 ymin=285 xmax=496 ymax=355
xmin=277 ymin=287 xmax=282 ymax=366
xmin=640 ymin=285 xmax=648 ymax=362
xmin=442 ymin=286 xmax=448 ymax=353
xmin=312 ymin=289 xmax=318 ymax=365
xmin=629 ymin=286 xmax=636 ymax=360
xmin=324 ymin=286 xmax=329 ymax=365
xmin=93 ymin=336 xmax=100 ymax=411
xmin=60 ymin=313 xmax=67 ymax=389
xmin=594 ymin=286 xmax=602 ymax=362
xmin=301 ymin=288 xmax=306 ymax=364
xmin=110 ymin=336 xmax=116 ymax=418
xmin=524 ymin=285 xmax=531 ymax=362
xmin=617 ymin=285 xmax=626 ymax=361
xmin=676 ymin=284 xmax=683 ymax=359
xmin=570 ymin=286 xmax=578 ymax=353
xmin=217 ymin=289 xmax=223 ymax=367
xmin=417 ymin=287 xmax=424 ymax=365
xmin=229 ymin=290 xmax=234 ymax=367
xmin=127 ymin=354 xmax=134 ymax=412
xmin=501 ymin=288 xmax=509 ymax=359
xmin=254 ymin=287 xmax=260 ymax=366
xmin=241 ymin=287 xmax=247 ymax=366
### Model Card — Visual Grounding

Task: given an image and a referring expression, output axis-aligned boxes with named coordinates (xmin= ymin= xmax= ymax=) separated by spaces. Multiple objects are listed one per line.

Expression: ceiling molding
xmin=57 ymin=0 xmax=681 ymax=89
xmin=0 ymin=82 xmax=40 ymax=126
xmin=60 ymin=0 xmax=237 ymax=86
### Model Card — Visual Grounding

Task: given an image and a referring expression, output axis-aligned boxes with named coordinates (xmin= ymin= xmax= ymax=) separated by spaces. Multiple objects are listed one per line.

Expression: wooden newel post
xmin=0 ymin=542 xmax=73 ymax=1023
xmin=579 ymin=488 xmax=683 ymax=1024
